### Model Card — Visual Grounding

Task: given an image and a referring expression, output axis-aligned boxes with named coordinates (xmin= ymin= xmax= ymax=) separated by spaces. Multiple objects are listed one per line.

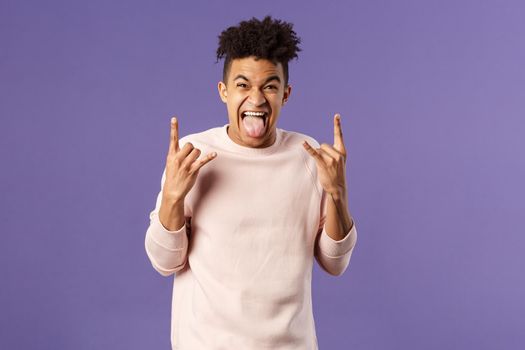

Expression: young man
xmin=145 ymin=16 xmax=357 ymax=349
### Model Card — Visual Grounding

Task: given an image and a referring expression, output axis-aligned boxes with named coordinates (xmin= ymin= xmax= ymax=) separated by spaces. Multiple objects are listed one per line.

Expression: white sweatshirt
xmin=145 ymin=124 xmax=357 ymax=349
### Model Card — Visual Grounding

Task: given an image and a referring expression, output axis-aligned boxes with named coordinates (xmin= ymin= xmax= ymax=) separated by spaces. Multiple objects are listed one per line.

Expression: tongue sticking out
xmin=242 ymin=116 xmax=266 ymax=137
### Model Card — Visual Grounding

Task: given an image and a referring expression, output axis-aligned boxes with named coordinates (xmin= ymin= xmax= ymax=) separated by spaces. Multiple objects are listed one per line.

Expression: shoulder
xmin=178 ymin=126 xmax=222 ymax=149
xmin=277 ymin=128 xmax=323 ymax=195
xmin=278 ymin=128 xmax=321 ymax=149
xmin=277 ymin=129 xmax=320 ymax=174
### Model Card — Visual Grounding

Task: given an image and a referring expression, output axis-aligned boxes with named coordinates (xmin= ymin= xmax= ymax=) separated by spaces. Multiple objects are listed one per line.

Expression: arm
xmin=303 ymin=113 xmax=357 ymax=276
xmin=324 ymin=186 xmax=354 ymax=241
xmin=314 ymin=189 xmax=357 ymax=276
xmin=144 ymin=169 xmax=190 ymax=277
xmin=144 ymin=117 xmax=216 ymax=277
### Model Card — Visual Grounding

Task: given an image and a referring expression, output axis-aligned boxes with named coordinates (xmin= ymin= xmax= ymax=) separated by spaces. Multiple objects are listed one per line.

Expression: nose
xmin=247 ymin=87 xmax=266 ymax=107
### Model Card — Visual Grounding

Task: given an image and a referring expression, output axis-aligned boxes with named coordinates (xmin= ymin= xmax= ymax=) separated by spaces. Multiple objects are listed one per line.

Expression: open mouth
xmin=240 ymin=111 xmax=269 ymax=138
xmin=241 ymin=111 xmax=268 ymax=127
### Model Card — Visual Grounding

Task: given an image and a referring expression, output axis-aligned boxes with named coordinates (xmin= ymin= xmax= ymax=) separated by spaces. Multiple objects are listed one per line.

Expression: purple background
xmin=1 ymin=0 xmax=524 ymax=349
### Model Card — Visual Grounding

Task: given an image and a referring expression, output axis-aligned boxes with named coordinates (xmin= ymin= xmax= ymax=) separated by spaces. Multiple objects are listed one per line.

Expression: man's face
xmin=218 ymin=56 xmax=291 ymax=148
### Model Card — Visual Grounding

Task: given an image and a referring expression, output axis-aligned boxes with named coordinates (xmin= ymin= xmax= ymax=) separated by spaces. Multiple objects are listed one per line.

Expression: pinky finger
xmin=303 ymin=141 xmax=325 ymax=164
xmin=190 ymin=152 xmax=217 ymax=173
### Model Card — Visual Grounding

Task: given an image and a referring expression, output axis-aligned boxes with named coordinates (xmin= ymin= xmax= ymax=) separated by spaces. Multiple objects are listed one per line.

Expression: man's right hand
xmin=159 ymin=117 xmax=217 ymax=231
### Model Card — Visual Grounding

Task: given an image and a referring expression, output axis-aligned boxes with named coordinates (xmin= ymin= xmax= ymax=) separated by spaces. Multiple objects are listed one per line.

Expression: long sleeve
xmin=144 ymin=169 xmax=189 ymax=277
xmin=314 ymin=190 xmax=358 ymax=276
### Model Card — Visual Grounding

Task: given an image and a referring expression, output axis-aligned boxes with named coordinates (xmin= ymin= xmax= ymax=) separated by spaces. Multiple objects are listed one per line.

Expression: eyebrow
xmin=233 ymin=74 xmax=281 ymax=85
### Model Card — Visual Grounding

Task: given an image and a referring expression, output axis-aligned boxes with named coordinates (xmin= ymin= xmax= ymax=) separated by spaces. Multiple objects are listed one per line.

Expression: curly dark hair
xmin=216 ymin=15 xmax=302 ymax=86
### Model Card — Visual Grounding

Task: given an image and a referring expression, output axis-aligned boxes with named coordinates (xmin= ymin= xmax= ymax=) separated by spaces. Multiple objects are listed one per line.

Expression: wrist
xmin=161 ymin=194 xmax=185 ymax=207
xmin=159 ymin=197 xmax=185 ymax=232
xmin=327 ymin=186 xmax=347 ymax=202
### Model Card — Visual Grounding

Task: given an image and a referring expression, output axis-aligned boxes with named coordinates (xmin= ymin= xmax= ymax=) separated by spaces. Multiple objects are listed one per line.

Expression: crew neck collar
xmin=220 ymin=124 xmax=283 ymax=155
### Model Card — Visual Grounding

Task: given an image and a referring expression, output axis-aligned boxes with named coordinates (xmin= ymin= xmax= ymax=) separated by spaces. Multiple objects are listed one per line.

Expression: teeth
xmin=243 ymin=111 xmax=266 ymax=117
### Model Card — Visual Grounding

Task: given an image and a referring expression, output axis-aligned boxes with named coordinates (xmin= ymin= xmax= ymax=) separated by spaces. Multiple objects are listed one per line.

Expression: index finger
xmin=169 ymin=117 xmax=180 ymax=153
xmin=333 ymin=113 xmax=346 ymax=152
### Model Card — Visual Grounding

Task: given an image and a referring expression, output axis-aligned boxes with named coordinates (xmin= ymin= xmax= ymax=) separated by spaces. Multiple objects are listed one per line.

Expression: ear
xmin=218 ymin=81 xmax=228 ymax=103
xmin=282 ymin=84 xmax=292 ymax=105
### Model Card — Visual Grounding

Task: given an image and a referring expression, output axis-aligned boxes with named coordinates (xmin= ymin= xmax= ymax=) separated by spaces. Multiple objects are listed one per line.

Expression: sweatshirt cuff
xmin=318 ymin=222 xmax=357 ymax=257
xmin=149 ymin=213 xmax=187 ymax=250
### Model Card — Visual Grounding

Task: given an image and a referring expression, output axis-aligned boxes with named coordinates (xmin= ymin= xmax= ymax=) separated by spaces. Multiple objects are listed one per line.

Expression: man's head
xmin=216 ymin=16 xmax=301 ymax=148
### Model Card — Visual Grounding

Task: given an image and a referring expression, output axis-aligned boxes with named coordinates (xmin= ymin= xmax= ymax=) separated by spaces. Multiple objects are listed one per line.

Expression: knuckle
xmin=190 ymin=149 xmax=200 ymax=157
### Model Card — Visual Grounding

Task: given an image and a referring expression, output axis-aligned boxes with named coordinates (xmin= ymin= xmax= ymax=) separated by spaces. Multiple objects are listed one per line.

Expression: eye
xmin=265 ymin=85 xmax=277 ymax=90
xmin=237 ymin=83 xmax=248 ymax=88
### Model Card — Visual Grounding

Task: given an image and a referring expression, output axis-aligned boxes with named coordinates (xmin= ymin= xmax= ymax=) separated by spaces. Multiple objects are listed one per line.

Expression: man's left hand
xmin=302 ymin=113 xmax=348 ymax=199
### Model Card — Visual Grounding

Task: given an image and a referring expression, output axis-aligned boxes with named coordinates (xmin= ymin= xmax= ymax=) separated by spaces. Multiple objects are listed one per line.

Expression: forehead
xmin=229 ymin=56 xmax=284 ymax=82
